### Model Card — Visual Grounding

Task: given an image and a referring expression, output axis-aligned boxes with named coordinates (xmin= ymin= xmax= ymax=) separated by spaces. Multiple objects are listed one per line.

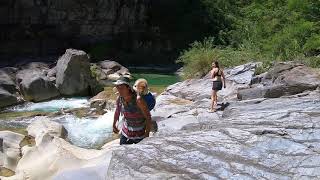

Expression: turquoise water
xmin=131 ymin=72 xmax=180 ymax=86
xmin=5 ymin=97 xmax=89 ymax=112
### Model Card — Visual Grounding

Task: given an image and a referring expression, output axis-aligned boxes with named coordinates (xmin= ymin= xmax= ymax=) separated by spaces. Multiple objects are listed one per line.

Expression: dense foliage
xmin=177 ymin=0 xmax=320 ymax=78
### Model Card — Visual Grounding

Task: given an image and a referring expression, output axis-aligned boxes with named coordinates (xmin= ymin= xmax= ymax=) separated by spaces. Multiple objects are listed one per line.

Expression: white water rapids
xmin=1 ymin=97 xmax=116 ymax=148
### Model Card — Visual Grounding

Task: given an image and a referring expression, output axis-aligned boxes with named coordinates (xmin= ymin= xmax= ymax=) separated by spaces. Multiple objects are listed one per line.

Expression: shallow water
xmin=52 ymin=111 xmax=115 ymax=148
xmin=0 ymin=97 xmax=117 ymax=148
xmin=4 ymin=97 xmax=89 ymax=112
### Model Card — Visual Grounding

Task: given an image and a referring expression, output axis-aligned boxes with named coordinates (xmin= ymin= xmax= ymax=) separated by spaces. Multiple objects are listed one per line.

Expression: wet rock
xmin=90 ymin=91 xmax=115 ymax=115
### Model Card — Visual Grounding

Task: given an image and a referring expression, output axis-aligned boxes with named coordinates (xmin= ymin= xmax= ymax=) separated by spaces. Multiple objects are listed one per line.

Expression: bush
xmin=176 ymin=38 xmax=217 ymax=78
xmin=299 ymin=56 xmax=320 ymax=68
xmin=90 ymin=64 xmax=100 ymax=81
xmin=177 ymin=38 xmax=264 ymax=78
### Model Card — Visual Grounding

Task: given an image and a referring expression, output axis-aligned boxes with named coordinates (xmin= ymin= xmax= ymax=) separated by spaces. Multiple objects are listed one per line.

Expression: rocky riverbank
xmin=1 ymin=62 xmax=320 ymax=179
xmin=0 ymin=49 xmax=130 ymax=108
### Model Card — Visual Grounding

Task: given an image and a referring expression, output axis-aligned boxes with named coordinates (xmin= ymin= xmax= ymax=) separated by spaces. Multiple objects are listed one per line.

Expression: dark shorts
xmin=212 ymin=81 xmax=222 ymax=91
xmin=120 ymin=134 xmax=143 ymax=145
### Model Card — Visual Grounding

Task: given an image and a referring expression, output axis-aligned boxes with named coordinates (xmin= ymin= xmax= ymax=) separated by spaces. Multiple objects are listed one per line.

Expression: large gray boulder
xmin=238 ymin=62 xmax=320 ymax=100
xmin=99 ymin=60 xmax=122 ymax=71
xmin=91 ymin=60 xmax=131 ymax=86
xmin=16 ymin=69 xmax=44 ymax=84
xmin=19 ymin=73 xmax=60 ymax=102
xmin=0 ymin=88 xmax=19 ymax=108
xmin=0 ymin=70 xmax=17 ymax=94
xmin=56 ymin=49 xmax=92 ymax=96
xmin=0 ymin=67 xmax=18 ymax=78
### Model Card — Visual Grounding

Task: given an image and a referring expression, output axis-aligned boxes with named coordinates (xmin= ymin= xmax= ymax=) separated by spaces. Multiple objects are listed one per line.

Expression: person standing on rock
xmin=210 ymin=61 xmax=226 ymax=112
xmin=112 ymin=76 xmax=152 ymax=145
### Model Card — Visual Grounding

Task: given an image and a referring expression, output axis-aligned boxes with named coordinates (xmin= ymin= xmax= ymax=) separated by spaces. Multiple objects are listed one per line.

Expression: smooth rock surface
xmin=106 ymin=90 xmax=320 ymax=179
xmin=0 ymin=131 xmax=25 ymax=171
xmin=26 ymin=118 xmax=68 ymax=146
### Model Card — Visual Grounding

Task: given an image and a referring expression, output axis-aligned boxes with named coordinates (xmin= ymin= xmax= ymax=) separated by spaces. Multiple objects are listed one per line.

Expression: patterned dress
xmin=116 ymin=95 xmax=146 ymax=140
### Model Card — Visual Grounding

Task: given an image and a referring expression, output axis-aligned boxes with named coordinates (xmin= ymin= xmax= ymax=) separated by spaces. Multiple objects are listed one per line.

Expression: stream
xmin=0 ymin=97 xmax=115 ymax=149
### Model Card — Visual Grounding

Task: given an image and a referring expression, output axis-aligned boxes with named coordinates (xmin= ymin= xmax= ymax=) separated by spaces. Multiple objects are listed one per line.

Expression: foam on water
xmin=6 ymin=97 xmax=89 ymax=112
xmin=53 ymin=111 xmax=115 ymax=148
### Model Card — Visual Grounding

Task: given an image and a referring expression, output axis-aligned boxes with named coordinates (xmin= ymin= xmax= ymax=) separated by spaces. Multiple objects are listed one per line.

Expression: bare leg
xmin=211 ymin=90 xmax=217 ymax=111
xmin=214 ymin=90 xmax=218 ymax=106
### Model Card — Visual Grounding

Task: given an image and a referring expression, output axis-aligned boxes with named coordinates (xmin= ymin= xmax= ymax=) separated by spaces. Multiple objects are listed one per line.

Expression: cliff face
xmin=0 ymin=0 xmax=162 ymax=65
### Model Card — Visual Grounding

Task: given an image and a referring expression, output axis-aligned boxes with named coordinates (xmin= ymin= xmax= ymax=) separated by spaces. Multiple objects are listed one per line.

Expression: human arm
xmin=211 ymin=69 xmax=215 ymax=79
xmin=113 ymin=97 xmax=121 ymax=134
xmin=136 ymin=96 xmax=152 ymax=137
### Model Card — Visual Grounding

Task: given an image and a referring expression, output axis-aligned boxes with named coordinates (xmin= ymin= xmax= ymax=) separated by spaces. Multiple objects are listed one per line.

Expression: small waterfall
xmin=53 ymin=111 xmax=115 ymax=149
xmin=1 ymin=97 xmax=117 ymax=149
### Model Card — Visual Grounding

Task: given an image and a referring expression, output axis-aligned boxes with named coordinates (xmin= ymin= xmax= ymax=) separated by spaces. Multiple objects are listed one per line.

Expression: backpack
xmin=143 ymin=92 xmax=156 ymax=111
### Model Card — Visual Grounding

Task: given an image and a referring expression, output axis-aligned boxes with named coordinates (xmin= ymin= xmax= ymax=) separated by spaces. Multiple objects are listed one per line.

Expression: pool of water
xmin=131 ymin=72 xmax=180 ymax=86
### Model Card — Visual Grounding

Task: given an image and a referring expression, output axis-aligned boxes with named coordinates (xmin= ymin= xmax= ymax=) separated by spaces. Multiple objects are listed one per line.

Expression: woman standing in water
xmin=210 ymin=61 xmax=226 ymax=112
